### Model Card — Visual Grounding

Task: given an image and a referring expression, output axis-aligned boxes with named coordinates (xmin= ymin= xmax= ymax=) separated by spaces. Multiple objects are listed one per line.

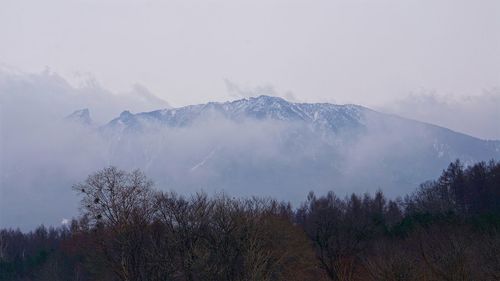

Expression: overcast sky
xmin=1 ymin=0 xmax=500 ymax=229
xmin=1 ymin=0 xmax=499 ymax=108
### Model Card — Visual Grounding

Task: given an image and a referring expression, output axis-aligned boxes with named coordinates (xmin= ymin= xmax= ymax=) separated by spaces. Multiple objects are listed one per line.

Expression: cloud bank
xmin=1 ymin=70 xmax=498 ymax=231
xmin=379 ymin=90 xmax=500 ymax=140
xmin=0 ymin=67 xmax=170 ymax=124
xmin=0 ymin=69 xmax=170 ymax=229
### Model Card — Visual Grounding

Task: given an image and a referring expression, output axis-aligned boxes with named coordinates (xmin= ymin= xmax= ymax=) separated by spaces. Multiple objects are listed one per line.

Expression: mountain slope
xmin=98 ymin=95 xmax=500 ymax=199
xmin=65 ymin=108 xmax=93 ymax=126
xmin=2 ymin=95 xmax=499 ymax=230
xmin=103 ymin=95 xmax=366 ymax=133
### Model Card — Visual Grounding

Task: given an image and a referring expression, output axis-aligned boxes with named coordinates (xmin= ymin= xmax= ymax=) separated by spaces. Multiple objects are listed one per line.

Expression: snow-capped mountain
xmin=97 ymin=95 xmax=500 ymax=199
xmin=2 ymin=94 xmax=499 ymax=230
xmin=104 ymin=95 xmax=366 ymax=132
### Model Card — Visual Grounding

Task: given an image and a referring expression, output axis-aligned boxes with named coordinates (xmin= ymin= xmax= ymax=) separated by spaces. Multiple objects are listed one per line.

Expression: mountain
xmin=65 ymin=108 xmax=93 ymax=126
xmin=103 ymin=95 xmax=366 ymax=133
xmin=2 ymin=94 xmax=499 ymax=230
xmin=97 ymin=95 xmax=500 ymax=199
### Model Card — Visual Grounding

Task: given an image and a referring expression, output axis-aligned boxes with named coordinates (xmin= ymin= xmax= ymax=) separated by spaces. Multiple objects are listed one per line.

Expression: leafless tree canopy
xmin=1 ymin=160 xmax=499 ymax=281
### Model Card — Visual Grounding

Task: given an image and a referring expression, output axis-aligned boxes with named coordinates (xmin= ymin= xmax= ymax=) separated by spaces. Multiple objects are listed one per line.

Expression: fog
xmin=2 ymin=0 xmax=499 ymax=107
xmin=0 ymin=67 xmax=169 ymax=124
xmin=2 ymin=70 xmax=499 ymax=230
xmin=380 ymin=90 xmax=500 ymax=140
xmin=0 ymin=69 xmax=169 ymax=229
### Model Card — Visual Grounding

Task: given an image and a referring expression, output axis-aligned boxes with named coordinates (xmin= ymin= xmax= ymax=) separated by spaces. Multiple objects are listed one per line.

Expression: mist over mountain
xmin=380 ymin=90 xmax=500 ymax=140
xmin=1 ymin=70 xmax=499 ymax=230
xmin=0 ymin=67 xmax=170 ymax=124
xmin=98 ymin=95 xmax=500 ymax=199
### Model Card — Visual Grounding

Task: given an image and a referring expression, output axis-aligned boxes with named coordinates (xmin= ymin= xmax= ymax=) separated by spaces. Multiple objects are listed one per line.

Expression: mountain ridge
xmin=84 ymin=95 xmax=500 ymax=201
xmin=100 ymin=95 xmax=499 ymax=144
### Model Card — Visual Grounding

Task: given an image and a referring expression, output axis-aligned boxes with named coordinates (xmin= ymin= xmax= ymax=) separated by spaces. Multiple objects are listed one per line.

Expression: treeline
xmin=1 ymin=160 xmax=499 ymax=281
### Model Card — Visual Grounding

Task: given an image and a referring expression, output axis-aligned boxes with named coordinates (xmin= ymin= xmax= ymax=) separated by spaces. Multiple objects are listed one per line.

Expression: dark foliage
xmin=1 ymin=160 xmax=499 ymax=280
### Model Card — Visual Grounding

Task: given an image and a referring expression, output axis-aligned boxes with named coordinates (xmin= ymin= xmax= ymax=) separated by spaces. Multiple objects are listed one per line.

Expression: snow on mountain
xmin=95 ymin=95 xmax=500 ymax=200
xmin=102 ymin=95 xmax=368 ymax=133
xmin=2 ymin=94 xmax=500 ymax=229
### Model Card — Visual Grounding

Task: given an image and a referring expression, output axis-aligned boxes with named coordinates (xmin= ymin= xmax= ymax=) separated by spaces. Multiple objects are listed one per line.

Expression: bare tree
xmin=362 ymin=239 xmax=420 ymax=281
xmin=154 ymin=192 xmax=212 ymax=281
xmin=416 ymin=224 xmax=477 ymax=281
xmin=475 ymin=230 xmax=500 ymax=280
xmin=0 ymin=230 xmax=7 ymax=262
xmin=73 ymin=167 xmax=156 ymax=281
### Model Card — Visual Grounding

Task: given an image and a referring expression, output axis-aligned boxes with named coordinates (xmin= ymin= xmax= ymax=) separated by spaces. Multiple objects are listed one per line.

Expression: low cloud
xmin=0 ymin=67 xmax=170 ymax=124
xmin=224 ymin=79 xmax=298 ymax=102
xmin=1 ymin=70 xmax=498 ymax=230
xmin=0 ymin=69 xmax=169 ymax=229
xmin=379 ymin=89 xmax=500 ymax=140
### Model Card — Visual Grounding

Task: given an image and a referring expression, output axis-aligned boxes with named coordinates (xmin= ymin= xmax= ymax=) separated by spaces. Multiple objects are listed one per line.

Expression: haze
xmin=1 ymin=0 xmax=499 ymax=107
xmin=1 ymin=0 xmax=500 ymax=230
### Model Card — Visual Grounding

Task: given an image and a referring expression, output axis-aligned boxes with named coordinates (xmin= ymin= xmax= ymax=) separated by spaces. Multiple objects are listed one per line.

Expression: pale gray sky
xmin=2 ymin=0 xmax=500 ymax=229
xmin=1 ymin=0 xmax=499 ymax=108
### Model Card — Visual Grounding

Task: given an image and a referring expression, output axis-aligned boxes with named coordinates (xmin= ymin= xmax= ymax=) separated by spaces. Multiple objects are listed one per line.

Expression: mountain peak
xmin=250 ymin=95 xmax=287 ymax=102
xmin=66 ymin=108 xmax=92 ymax=125
xmin=101 ymin=96 xmax=369 ymax=131
xmin=120 ymin=110 xmax=133 ymax=118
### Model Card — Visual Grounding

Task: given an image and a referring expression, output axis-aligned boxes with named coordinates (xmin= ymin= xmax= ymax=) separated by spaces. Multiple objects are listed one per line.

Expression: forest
xmin=0 ymin=160 xmax=499 ymax=281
